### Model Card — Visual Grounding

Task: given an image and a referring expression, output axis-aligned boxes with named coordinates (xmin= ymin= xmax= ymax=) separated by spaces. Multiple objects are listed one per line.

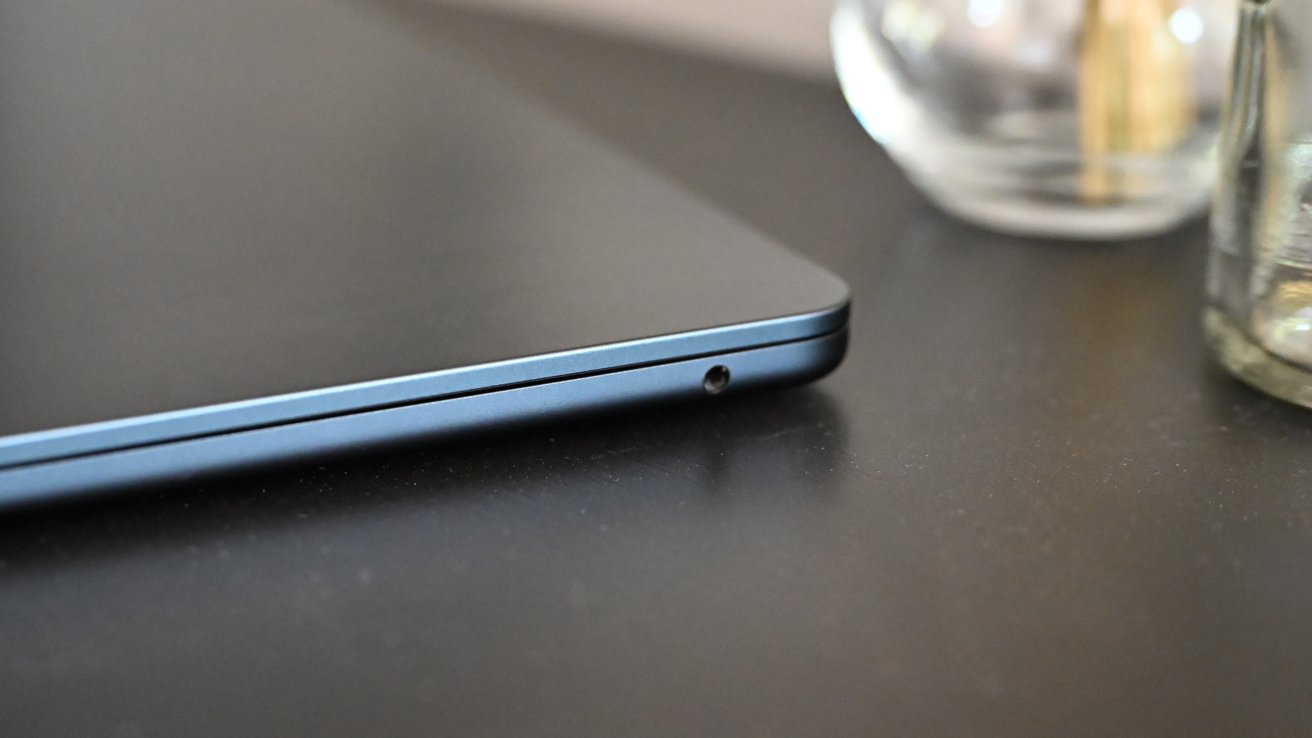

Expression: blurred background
xmin=439 ymin=0 xmax=838 ymax=77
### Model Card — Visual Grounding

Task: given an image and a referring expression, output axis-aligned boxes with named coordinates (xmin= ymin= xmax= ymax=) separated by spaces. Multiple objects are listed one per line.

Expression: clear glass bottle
xmin=831 ymin=0 xmax=1237 ymax=239
xmin=1207 ymin=0 xmax=1312 ymax=406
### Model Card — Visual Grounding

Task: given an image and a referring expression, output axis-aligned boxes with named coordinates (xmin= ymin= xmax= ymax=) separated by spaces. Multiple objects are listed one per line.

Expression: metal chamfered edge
xmin=0 ymin=326 xmax=848 ymax=507
xmin=0 ymin=301 xmax=848 ymax=471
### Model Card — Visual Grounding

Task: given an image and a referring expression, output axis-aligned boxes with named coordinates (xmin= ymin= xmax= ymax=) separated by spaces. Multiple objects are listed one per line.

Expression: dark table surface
xmin=4 ymin=6 xmax=1312 ymax=737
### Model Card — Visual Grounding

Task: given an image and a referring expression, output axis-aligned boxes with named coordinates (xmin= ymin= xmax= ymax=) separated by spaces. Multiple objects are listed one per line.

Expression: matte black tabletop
xmin=3 ymin=6 xmax=1310 ymax=737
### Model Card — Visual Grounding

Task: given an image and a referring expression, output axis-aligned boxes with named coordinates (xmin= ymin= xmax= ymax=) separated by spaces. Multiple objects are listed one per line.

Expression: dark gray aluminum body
xmin=0 ymin=0 xmax=849 ymax=503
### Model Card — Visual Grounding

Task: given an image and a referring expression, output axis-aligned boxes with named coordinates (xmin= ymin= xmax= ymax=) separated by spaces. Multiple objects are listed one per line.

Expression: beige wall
xmin=443 ymin=0 xmax=837 ymax=77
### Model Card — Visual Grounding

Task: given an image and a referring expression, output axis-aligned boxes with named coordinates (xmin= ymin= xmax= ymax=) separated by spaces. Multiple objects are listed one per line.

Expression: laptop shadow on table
xmin=0 ymin=385 xmax=850 ymax=573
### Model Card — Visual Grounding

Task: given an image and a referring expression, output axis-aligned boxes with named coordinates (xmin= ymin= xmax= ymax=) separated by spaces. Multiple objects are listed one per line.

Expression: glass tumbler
xmin=832 ymin=0 xmax=1237 ymax=239
xmin=1207 ymin=0 xmax=1312 ymax=406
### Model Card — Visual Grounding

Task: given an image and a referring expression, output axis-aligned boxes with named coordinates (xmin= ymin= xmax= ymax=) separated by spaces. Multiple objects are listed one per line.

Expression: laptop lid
xmin=0 ymin=0 xmax=848 ymax=469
